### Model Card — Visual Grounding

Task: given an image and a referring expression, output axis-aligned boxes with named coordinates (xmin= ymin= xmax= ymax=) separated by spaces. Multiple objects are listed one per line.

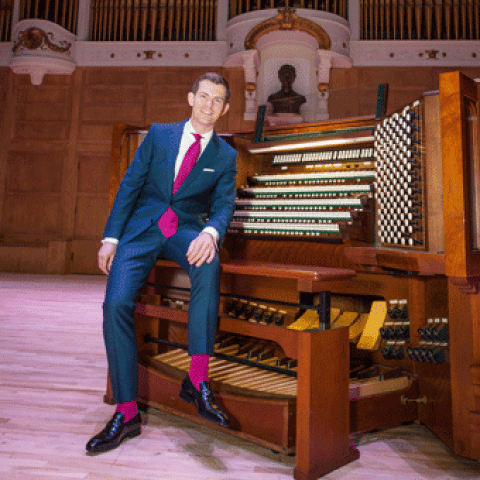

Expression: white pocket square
xmin=203 ymin=168 xmax=215 ymax=172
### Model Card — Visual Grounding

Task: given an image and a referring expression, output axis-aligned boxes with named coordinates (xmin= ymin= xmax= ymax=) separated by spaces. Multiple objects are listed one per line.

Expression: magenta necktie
xmin=158 ymin=133 xmax=202 ymax=238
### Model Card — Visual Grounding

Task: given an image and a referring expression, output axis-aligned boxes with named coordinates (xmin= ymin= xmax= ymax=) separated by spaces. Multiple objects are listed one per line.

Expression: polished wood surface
xmin=0 ymin=66 xmax=248 ymax=274
xmin=1 ymin=66 xmax=480 ymax=274
xmin=2 ymin=273 xmax=480 ymax=480
xmin=440 ymin=71 xmax=480 ymax=280
xmin=438 ymin=71 xmax=480 ymax=460
xmin=343 ymin=247 xmax=446 ymax=275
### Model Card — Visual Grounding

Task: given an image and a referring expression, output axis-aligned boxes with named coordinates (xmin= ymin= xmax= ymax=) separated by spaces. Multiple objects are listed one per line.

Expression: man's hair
xmin=192 ymin=72 xmax=231 ymax=103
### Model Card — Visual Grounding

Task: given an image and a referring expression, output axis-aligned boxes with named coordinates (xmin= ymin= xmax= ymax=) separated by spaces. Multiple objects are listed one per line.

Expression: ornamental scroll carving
xmin=10 ymin=20 xmax=76 ymax=85
xmin=13 ymin=27 xmax=72 ymax=55
xmin=244 ymin=7 xmax=331 ymax=51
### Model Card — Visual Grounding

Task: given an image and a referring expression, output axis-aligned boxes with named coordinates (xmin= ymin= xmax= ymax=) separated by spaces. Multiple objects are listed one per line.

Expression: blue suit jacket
xmin=104 ymin=120 xmax=238 ymax=246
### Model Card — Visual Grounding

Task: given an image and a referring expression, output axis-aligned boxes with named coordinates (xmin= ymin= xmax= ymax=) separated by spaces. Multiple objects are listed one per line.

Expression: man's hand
xmin=187 ymin=231 xmax=216 ymax=267
xmin=97 ymin=242 xmax=117 ymax=275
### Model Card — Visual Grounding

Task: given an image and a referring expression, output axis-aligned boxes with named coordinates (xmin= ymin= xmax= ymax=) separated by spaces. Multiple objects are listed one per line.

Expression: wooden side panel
xmin=295 ymin=327 xmax=358 ymax=480
xmin=423 ymin=94 xmax=444 ymax=253
xmin=448 ymin=283 xmax=476 ymax=458
xmin=0 ymin=67 xmax=10 ymax=234
xmin=440 ymin=71 xmax=480 ymax=278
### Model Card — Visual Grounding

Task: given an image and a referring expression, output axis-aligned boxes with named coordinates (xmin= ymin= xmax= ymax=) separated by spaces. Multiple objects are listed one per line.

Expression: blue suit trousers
xmin=103 ymin=223 xmax=220 ymax=403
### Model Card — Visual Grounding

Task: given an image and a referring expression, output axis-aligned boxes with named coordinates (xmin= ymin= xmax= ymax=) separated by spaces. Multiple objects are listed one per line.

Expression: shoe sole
xmin=198 ymin=410 xmax=230 ymax=427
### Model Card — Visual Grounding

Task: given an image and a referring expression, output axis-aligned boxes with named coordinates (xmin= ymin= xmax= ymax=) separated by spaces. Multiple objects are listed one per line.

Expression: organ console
xmin=104 ymin=71 xmax=480 ymax=478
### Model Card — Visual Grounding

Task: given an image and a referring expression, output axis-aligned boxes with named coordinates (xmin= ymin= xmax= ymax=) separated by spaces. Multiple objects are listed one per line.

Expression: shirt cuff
xmin=202 ymin=227 xmax=219 ymax=247
xmin=102 ymin=237 xmax=119 ymax=245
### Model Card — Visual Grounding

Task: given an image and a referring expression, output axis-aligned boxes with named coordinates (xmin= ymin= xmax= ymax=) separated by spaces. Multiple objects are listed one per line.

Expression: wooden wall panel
xmin=82 ymin=104 xmax=145 ymax=124
xmin=329 ymin=66 xmax=480 ymax=120
xmin=11 ymin=77 xmax=72 ymax=142
xmin=149 ymin=85 xmax=189 ymax=103
xmin=14 ymin=121 xmax=69 ymax=141
xmin=74 ymin=154 xmax=111 ymax=243
xmin=85 ymin=68 xmax=148 ymax=86
xmin=6 ymin=152 xmax=63 ymax=194
xmin=329 ymin=67 xmax=435 ymax=119
xmin=77 ymin=154 xmax=110 ymax=194
xmin=3 ymin=196 xmax=61 ymax=236
xmin=218 ymin=68 xmax=246 ymax=133
xmin=74 ymin=197 xmax=109 ymax=238
xmin=0 ymin=67 xmax=11 ymax=238
xmin=15 ymin=86 xmax=69 ymax=104
xmin=0 ymin=67 xmax=8 ymax=109
xmin=78 ymin=124 xmax=114 ymax=144
xmin=83 ymin=86 xmax=145 ymax=105
xmin=70 ymin=239 xmax=101 ymax=274
xmin=146 ymin=68 xmax=214 ymax=125
xmin=15 ymin=103 xmax=69 ymax=122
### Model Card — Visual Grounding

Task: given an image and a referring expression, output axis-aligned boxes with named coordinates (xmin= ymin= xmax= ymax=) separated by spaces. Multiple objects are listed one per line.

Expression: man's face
xmin=188 ymin=80 xmax=229 ymax=130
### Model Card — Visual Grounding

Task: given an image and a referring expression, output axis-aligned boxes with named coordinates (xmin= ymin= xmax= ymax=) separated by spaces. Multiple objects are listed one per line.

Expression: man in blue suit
xmin=86 ymin=73 xmax=237 ymax=454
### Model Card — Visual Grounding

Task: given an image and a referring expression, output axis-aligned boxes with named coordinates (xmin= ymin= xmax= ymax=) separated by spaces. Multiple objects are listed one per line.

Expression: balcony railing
xmin=0 ymin=0 xmax=13 ymax=41
xmin=19 ymin=0 xmax=79 ymax=34
xmin=361 ymin=0 xmax=480 ymax=40
xmin=90 ymin=0 xmax=218 ymax=42
xmin=2 ymin=0 xmax=479 ymax=42
xmin=229 ymin=1 xmax=348 ymax=20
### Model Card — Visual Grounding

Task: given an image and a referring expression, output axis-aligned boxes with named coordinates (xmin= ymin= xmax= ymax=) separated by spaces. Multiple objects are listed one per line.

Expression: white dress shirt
xmin=103 ymin=120 xmax=219 ymax=246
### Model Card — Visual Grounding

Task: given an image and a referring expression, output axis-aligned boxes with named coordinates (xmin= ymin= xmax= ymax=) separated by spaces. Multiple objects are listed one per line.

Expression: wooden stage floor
xmin=1 ymin=273 xmax=480 ymax=480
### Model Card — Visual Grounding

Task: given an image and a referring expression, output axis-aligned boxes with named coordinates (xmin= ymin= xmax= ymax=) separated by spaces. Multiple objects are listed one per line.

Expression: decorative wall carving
xmin=225 ymin=7 xmax=353 ymax=122
xmin=13 ymin=28 xmax=72 ymax=55
xmin=10 ymin=20 xmax=76 ymax=85
xmin=244 ymin=8 xmax=331 ymax=51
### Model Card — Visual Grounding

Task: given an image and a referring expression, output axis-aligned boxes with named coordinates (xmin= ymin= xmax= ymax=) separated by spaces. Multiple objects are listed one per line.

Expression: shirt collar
xmin=184 ymin=119 xmax=214 ymax=144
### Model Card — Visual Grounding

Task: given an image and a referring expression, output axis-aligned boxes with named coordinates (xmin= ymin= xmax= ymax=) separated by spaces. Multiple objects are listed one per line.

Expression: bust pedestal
xmin=266 ymin=112 xmax=304 ymax=126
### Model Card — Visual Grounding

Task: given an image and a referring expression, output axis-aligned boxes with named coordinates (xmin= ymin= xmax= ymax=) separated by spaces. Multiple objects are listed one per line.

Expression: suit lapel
xmin=163 ymin=120 xmax=187 ymax=199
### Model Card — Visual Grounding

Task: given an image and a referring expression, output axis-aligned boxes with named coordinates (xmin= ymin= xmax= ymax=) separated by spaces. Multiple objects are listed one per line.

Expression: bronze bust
xmin=267 ymin=64 xmax=306 ymax=115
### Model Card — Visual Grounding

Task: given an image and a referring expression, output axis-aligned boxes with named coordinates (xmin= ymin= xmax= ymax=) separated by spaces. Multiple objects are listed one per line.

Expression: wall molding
xmin=351 ymin=40 xmax=480 ymax=67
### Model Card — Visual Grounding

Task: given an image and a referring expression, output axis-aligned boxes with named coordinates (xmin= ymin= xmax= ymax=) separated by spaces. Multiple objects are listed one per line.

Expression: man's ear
xmin=187 ymin=92 xmax=194 ymax=106
xmin=221 ymin=103 xmax=230 ymax=116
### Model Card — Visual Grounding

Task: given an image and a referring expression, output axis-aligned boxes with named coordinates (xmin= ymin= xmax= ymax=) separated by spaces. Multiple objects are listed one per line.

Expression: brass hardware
xmin=425 ymin=49 xmax=439 ymax=59
xmin=401 ymin=395 xmax=427 ymax=405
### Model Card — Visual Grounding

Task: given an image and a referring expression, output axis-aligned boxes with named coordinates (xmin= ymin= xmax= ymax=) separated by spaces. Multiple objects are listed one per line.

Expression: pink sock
xmin=115 ymin=400 xmax=138 ymax=422
xmin=189 ymin=354 xmax=210 ymax=390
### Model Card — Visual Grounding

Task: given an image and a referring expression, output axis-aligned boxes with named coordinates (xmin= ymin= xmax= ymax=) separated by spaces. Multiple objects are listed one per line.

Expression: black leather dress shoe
xmin=179 ymin=375 xmax=230 ymax=427
xmin=86 ymin=412 xmax=141 ymax=454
